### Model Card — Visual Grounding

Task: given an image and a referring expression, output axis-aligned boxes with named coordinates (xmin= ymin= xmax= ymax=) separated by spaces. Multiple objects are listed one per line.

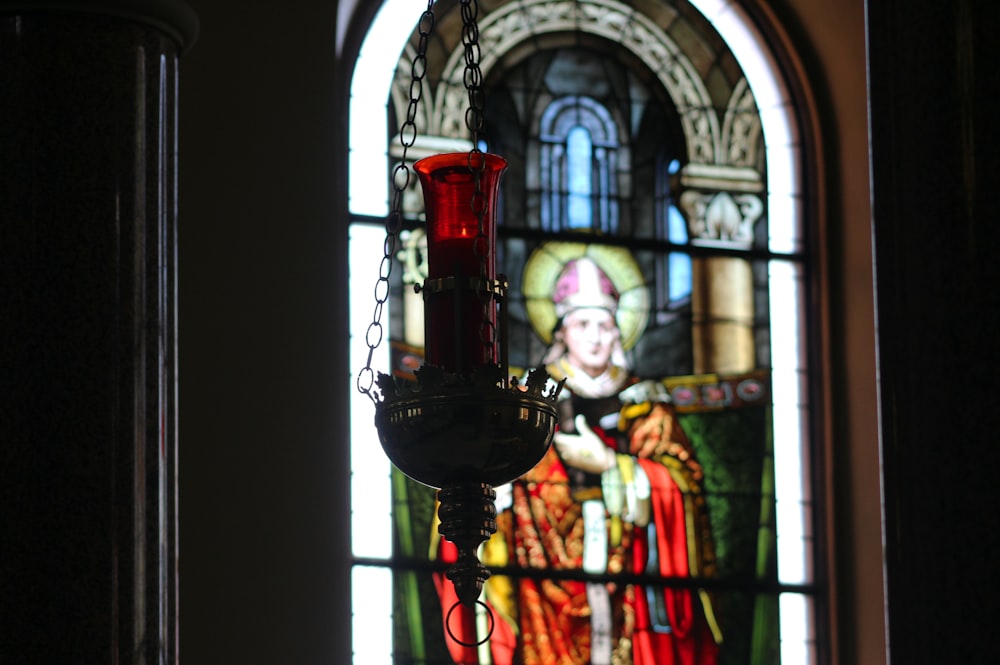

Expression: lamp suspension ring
xmin=444 ymin=599 xmax=495 ymax=648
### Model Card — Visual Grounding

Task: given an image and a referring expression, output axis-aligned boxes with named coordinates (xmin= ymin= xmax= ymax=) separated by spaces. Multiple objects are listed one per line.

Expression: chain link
xmin=358 ymin=0 xmax=436 ymax=401
xmin=459 ymin=0 xmax=498 ymax=363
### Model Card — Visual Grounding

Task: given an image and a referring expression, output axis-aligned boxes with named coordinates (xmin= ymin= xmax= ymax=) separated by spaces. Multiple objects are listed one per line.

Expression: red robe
xmin=436 ymin=403 xmax=720 ymax=665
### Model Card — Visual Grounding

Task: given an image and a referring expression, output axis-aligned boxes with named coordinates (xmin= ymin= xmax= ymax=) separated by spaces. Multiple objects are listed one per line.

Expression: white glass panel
xmin=769 ymin=260 xmax=812 ymax=587
xmin=352 ymin=566 xmax=393 ymax=665
xmin=758 ymin=102 xmax=799 ymax=147
xmin=767 ymin=144 xmax=801 ymax=198
xmin=779 ymin=593 xmax=818 ymax=665
xmin=703 ymin=3 xmax=790 ymax=111
xmin=349 ymin=0 xmax=426 ymax=216
xmin=349 ymin=8 xmax=422 ymax=664
xmin=688 ymin=0 xmax=728 ymax=22
xmin=349 ymin=223 xmax=393 ymax=560
xmin=766 ymin=192 xmax=802 ymax=255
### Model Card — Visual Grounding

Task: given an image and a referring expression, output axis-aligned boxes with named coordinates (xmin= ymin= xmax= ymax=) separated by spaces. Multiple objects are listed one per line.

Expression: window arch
xmin=538 ymin=95 xmax=621 ymax=233
xmin=348 ymin=2 xmax=815 ymax=664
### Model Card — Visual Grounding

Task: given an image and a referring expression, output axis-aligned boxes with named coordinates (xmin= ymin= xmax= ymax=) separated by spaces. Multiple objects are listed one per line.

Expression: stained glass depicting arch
xmin=348 ymin=1 xmax=815 ymax=664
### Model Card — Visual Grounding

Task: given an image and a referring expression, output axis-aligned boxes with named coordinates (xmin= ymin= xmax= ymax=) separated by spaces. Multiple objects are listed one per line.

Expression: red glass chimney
xmin=415 ymin=152 xmax=507 ymax=373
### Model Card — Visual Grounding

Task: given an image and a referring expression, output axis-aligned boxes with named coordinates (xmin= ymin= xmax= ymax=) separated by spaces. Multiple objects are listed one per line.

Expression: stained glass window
xmin=348 ymin=1 xmax=815 ymax=663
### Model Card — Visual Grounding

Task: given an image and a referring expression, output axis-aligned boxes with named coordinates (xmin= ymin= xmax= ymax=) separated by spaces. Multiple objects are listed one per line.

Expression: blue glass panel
xmin=566 ymin=125 xmax=593 ymax=229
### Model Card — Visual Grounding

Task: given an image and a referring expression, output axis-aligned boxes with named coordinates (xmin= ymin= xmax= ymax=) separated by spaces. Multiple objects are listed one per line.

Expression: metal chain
xmin=358 ymin=1 xmax=436 ymax=401
xmin=459 ymin=0 xmax=498 ymax=363
xmin=460 ymin=0 xmax=484 ymax=148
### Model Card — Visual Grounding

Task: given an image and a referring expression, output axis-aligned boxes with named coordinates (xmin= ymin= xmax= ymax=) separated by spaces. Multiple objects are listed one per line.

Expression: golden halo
xmin=522 ymin=241 xmax=650 ymax=350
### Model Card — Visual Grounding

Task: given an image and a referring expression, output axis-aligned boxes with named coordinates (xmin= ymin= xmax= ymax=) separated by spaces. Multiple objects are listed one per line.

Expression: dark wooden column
xmin=0 ymin=2 xmax=196 ymax=662
xmin=868 ymin=1 xmax=1000 ymax=663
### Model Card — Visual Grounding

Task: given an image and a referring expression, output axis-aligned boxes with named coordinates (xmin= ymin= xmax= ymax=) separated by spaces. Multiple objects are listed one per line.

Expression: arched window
xmin=348 ymin=2 xmax=815 ymax=664
xmin=538 ymin=95 xmax=620 ymax=233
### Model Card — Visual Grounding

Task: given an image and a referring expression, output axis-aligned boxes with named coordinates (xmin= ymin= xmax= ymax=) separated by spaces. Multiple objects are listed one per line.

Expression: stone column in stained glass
xmin=678 ymin=165 xmax=765 ymax=374
xmin=691 ymin=256 xmax=757 ymax=373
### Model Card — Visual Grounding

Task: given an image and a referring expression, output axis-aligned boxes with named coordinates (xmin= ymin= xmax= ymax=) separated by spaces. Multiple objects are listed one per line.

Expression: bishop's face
xmin=558 ymin=307 xmax=620 ymax=378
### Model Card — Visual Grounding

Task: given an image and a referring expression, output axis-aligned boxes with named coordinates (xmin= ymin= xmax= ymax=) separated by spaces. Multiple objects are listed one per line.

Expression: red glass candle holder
xmin=415 ymin=152 xmax=507 ymax=373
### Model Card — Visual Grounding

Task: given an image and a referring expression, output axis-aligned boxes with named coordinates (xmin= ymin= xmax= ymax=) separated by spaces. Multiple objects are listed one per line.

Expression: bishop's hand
xmin=553 ymin=414 xmax=617 ymax=474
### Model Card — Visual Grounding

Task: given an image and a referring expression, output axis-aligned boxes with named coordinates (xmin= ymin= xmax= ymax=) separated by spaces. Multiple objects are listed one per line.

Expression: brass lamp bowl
xmin=374 ymin=365 xmax=562 ymax=489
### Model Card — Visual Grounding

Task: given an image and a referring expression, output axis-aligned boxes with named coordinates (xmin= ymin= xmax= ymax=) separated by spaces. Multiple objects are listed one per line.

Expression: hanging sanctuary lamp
xmin=356 ymin=0 xmax=564 ymax=639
